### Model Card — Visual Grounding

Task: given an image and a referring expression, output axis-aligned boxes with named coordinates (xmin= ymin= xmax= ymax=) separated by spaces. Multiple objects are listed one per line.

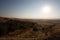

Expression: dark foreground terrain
xmin=0 ymin=17 xmax=60 ymax=40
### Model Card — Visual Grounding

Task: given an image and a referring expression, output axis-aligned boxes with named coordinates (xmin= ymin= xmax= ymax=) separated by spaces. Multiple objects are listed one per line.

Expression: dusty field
xmin=0 ymin=17 xmax=60 ymax=40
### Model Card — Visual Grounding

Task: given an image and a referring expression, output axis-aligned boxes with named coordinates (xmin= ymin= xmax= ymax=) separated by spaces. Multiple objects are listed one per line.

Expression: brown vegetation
xmin=0 ymin=17 xmax=60 ymax=40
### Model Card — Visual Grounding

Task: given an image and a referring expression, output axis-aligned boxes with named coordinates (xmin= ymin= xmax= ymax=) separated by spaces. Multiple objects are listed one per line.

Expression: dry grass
xmin=0 ymin=17 xmax=60 ymax=40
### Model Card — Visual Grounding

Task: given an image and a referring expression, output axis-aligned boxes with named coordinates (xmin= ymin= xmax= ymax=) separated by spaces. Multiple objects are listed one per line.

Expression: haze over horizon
xmin=0 ymin=0 xmax=60 ymax=19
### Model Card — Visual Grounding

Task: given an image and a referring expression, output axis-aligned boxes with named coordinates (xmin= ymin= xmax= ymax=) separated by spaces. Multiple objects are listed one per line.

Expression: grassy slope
xmin=0 ymin=17 xmax=60 ymax=40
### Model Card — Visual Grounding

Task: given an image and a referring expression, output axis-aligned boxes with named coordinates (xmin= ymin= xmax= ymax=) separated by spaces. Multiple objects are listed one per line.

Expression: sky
xmin=0 ymin=0 xmax=60 ymax=19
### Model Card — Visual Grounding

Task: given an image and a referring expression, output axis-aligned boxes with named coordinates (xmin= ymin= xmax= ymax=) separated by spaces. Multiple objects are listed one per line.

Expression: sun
xmin=42 ymin=5 xmax=51 ymax=13
xmin=40 ymin=5 xmax=52 ymax=19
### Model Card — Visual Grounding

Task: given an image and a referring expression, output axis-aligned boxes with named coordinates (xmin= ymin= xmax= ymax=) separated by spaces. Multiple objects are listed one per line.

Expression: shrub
xmin=32 ymin=24 xmax=38 ymax=31
xmin=0 ymin=22 xmax=8 ymax=36
xmin=40 ymin=24 xmax=56 ymax=36
xmin=6 ymin=20 xmax=17 ymax=32
xmin=44 ymin=32 xmax=60 ymax=40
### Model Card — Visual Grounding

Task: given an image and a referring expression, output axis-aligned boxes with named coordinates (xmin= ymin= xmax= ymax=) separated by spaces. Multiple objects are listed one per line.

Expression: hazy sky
xmin=0 ymin=0 xmax=60 ymax=19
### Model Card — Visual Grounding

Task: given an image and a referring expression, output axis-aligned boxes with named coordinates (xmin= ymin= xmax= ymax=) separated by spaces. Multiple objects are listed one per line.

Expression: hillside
xmin=0 ymin=17 xmax=60 ymax=40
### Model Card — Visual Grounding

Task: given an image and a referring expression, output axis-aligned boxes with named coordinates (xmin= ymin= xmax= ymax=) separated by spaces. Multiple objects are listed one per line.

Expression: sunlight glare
xmin=42 ymin=5 xmax=51 ymax=13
